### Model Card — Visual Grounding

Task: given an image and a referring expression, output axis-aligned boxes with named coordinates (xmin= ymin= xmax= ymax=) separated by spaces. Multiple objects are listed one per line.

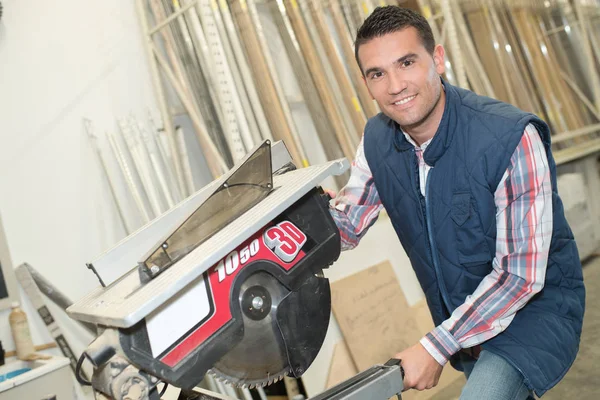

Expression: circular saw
xmin=67 ymin=141 xmax=348 ymax=399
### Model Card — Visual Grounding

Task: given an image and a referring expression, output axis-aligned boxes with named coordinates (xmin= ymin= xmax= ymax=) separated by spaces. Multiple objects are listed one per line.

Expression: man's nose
xmin=387 ymin=70 xmax=408 ymax=95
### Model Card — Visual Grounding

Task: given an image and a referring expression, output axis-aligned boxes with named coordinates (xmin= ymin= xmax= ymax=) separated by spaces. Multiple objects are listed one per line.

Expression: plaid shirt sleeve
xmin=420 ymin=124 xmax=554 ymax=365
xmin=328 ymin=137 xmax=383 ymax=250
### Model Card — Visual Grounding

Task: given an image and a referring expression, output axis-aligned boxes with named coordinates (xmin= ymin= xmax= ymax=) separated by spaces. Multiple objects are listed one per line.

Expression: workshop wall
xmin=0 ymin=0 xmax=162 ymax=359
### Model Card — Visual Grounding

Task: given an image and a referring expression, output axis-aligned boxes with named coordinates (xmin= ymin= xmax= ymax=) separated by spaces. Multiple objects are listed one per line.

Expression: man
xmin=328 ymin=6 xmax=585 ymax=399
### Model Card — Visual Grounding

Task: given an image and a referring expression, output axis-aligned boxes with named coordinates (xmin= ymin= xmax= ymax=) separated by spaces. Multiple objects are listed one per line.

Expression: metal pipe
xmin=84 ymin=119 xmax=132 ymax=234
xmin=136 ymin=0 xmax=188 ymax=199
xmin=440 ymin=0 xmax=468 ymax=89
xmin=148 ymin=0 xmax=200 ymax=35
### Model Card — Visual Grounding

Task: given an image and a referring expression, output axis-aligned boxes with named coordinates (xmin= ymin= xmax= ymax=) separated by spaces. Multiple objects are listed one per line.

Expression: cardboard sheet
xmin=330 ymin=261 xmax=423 ymax=371
xmin=330 ymin=261 xmax=464 ymax=399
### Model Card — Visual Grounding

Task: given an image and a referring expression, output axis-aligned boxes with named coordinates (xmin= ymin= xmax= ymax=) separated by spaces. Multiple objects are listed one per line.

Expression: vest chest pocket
xmin=451 ymin=193 xmax=493 ymax=274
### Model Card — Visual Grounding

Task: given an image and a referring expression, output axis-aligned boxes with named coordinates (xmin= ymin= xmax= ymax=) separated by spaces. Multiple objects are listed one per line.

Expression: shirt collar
xmin=401 ymin=130 xmax=433 ymax=151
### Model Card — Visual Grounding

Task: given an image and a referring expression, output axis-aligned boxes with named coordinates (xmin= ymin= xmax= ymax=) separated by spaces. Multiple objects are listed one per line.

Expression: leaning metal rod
xmin=308 ymin=0 xmax=367 ymax=141
xmin=268 ymin=0 xmax=348 ymax=188
xmin=119 ymin=118 xmax=163 ymax=217
xmin=149 ymin=0 xmax=230 ymax=175
xmin=453 ymin=2 xmax=495 ymax=97
xmin=247 ymin=0 xmax=309 ymax=166
xmin=136 ymin=117 xmax=176 ymax=209
xmin=84 ymin=119 xmax=132 ymax=235
xmin=560 ymin=71 xmax=600 ymax=122
xmin=218 ymin=0 xmax=274 ymax=142
xmin=281 ymin=0 xmax=356 ymax=160
xmin=152 ymin=42 xmax=229 ymax=177
xmin=164 ymin=0 xmax=233 ymax=166
xmin=136 ymin=0 xmax=188 ymax=198
xmin=299 ymin=0 xmax=359 ymax=149
xmin=228 ymin=0 xmax=304 ymax=165
xmin=326 ymin=0 xmax=379 ymax=117
xmin=210 ymin=0 xmax=264 ymax=145
xmin=176 ymin=126 xmax=197 ymax=195
xmin=194 ymin=0 xmax=249 ymax=161
xmin=440 ymin=0 xmax=469 ymax=89
xmin=195 ymin=0 xmax=255 ymax=154
xmin=269 ymin=0 xmax=346 ymax=163
xmin=574 ymin=0 xmax=600 ymax=114
xmin=149 ymin=111 xmax=184 ymax=202
xmin=148 ymin=0 xmax=200 ymax=34
xmin=107 ymin=130 xmax=152 ymax=224
xmin=417 ymin=0 xmax=458 ymax=86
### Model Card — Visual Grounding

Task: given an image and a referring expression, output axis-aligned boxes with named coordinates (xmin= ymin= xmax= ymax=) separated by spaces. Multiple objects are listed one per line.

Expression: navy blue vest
xmin=363 ymin=82 xmax=585 ymax=396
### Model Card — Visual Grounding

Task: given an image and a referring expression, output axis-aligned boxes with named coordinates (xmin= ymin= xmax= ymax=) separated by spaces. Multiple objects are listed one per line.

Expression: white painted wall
xmin=0 ymin=0 xmax=164 ymax=369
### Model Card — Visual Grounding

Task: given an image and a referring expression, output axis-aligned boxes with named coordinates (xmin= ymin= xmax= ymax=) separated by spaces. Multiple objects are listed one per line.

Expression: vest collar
xmin=392 ymin=79 xmax=457 ymax=167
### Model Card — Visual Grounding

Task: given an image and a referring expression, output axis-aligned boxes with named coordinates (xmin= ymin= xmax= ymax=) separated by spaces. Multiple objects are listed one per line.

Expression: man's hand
xmin=395 ymin=343 xmax=443 ymax=391
xmin=324 ymin=188 xmax=337 ymax=199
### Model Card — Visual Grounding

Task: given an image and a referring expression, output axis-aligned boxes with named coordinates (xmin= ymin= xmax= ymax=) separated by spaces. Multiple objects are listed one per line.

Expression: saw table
xmin=67 ymin=140 xmax=403 ymax=400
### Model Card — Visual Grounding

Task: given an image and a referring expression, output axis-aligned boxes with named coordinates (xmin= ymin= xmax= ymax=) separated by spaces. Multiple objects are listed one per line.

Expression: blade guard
xmin=276 ymin=273 xmax=331 ymax=378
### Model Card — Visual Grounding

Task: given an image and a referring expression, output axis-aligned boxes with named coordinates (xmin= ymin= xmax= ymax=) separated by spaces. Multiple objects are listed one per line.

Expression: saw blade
xmin=209 ymin=271 xmax=292 ymax=388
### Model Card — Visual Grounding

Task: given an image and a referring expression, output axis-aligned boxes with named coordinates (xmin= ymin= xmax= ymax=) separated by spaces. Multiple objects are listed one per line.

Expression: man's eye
xmin=402 ymin=60 xmax=414 ymax=68
xmin=371 ymin=72 xmax=383 ymax=79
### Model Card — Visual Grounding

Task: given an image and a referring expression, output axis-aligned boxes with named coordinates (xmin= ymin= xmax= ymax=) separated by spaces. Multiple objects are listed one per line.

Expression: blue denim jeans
xmin=459 ymin=351 xmax=535 ymax=400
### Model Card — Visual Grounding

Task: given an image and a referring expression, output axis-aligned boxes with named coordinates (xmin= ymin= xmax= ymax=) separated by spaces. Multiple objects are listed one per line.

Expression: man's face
xmin=358 ymin=27 xmax=445 ymax=130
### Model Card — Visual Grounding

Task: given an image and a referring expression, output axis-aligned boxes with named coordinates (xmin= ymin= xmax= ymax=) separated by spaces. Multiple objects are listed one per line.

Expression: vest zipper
xmin=424 ymin=172 xmax=453 ymax=312
xmin=413 ymin=149 xmax=452 ymax=312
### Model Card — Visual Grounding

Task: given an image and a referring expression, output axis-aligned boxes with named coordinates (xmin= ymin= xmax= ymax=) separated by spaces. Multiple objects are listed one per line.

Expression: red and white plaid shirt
xmin=330 ymin=124 xmax=553 ymax=365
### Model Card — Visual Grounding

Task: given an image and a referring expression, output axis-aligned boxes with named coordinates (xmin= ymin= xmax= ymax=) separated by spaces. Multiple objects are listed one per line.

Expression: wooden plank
xmin=307 ymin=0 xmax=367 ymax=141
xmin=228 ymin=0 xmax=306 ymax=165
xmin=487 ymin=5 xmax=542 ymax=115
xmin=326 ymin=0 xmax=379 ymax=118
xmin=266 ymin=0 xmax=349 ymax=187
xmin=217 ymin=0 xmax=274 ymax=142
xmin=167 ymin=0 xmax=233 ymax=166
xmin=162 ymin=0 xmax=234 ymax=166
xmin=194 ymin=0 xmax=250 ymax=161
xmin=281 ymin=0 xmax=357 ymax=160
xmin=246 ymin=0 xmax=310 ymax=164
xmin=148 ymin=0 xmax=229 ymax=177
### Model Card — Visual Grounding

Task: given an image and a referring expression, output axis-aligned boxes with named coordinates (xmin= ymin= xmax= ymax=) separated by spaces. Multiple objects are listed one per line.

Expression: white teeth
xmin=394 ymin=95 xmax=415 ymax=105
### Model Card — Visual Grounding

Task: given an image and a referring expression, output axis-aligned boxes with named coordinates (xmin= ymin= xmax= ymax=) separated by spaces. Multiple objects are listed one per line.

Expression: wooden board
xmin=228 ymin=0 xmax=305 ymax=165
xmin=307 ymin=0 xmax=367 ymax=141
xmin=266 ymin=0 xmax=348 ymax=185
xmin=281 ymin=0 xmax=357 ymax=161
xmin=326 ymin=0 xmax=379 ymax=118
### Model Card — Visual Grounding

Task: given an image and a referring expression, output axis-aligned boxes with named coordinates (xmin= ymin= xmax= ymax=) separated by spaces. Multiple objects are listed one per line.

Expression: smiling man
xmin=328 ymin=6 xmax=585 ymax=400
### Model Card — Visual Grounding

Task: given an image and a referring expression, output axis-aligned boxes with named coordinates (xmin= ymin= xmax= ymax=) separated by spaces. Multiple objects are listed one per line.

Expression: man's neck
xmin=401 ymin=87 xmax=446 ymax=147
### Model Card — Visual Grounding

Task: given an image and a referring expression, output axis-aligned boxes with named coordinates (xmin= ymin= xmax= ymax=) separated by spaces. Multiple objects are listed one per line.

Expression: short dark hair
xmin=355 ymin=6 xmax=435 ymax=74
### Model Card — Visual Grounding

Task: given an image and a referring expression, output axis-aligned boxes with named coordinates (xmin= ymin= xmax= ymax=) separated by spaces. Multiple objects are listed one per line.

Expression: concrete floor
xmin=431 ymin=254 xmax=600 ymax=400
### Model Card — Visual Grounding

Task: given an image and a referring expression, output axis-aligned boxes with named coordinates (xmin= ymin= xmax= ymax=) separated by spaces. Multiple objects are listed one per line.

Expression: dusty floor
xmin=430 ymin=254 xmax=600 ymax=399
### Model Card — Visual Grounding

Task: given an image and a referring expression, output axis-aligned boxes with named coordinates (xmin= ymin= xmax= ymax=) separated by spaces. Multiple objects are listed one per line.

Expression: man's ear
xmin=433 ymin=44 xmax=446 ymax=75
